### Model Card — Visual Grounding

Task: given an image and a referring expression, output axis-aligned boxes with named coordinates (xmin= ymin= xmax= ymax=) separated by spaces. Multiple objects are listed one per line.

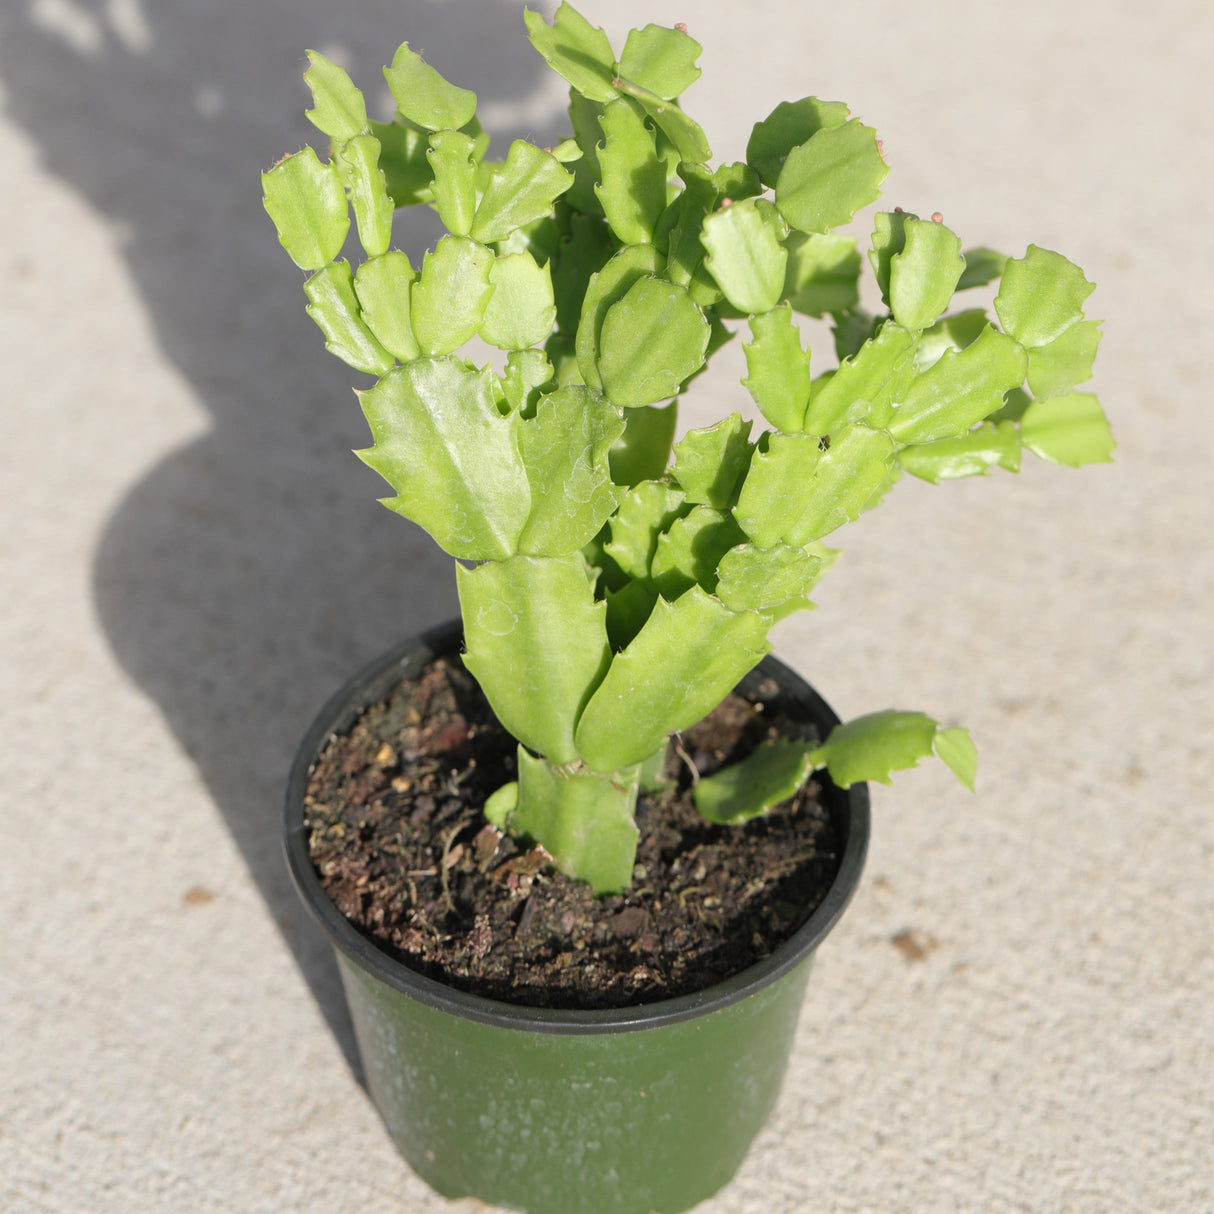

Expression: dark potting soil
xmin=303 ymin=655 xmax=840 ymax=1010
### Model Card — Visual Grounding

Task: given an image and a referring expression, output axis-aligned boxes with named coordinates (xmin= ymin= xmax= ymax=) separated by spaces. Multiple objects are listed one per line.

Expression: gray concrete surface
xmin=1 ymin=1 xmax=1210 ymax=1210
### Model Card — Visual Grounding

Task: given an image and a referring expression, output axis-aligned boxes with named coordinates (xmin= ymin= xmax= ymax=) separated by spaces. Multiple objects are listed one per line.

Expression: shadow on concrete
xmin=0 ymin=0 xmax=562 ymax=1078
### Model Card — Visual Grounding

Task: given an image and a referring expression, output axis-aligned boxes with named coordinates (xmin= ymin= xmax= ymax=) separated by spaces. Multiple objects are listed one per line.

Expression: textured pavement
xmin=2 ymin=1 xmax=1211 ymax=1211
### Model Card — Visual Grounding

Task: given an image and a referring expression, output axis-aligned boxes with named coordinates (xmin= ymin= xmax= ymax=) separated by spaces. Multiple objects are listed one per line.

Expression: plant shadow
xmin=0 ymin=0 xmax=563 ymax=1079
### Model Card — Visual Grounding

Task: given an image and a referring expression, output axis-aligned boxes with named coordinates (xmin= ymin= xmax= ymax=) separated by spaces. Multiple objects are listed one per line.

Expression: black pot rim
xmin=284 ymin=620 xmax=870 ymax=1036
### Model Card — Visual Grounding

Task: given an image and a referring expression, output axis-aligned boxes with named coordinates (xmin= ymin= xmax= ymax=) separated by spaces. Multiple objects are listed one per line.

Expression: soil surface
xmin=304 ymin=656 xmax=840 ymax=1010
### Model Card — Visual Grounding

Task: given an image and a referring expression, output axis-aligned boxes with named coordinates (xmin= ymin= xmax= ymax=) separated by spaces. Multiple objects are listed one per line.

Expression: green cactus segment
xmin=610 ymin=77 xmax=712 ymax=166
xmin=524 ymin=3 xmax=619 ymax=103
xmin=501 ymin=349 xmax=555 ymax=414
xmin=671 ymin=413 xmax=754 ymax=509
xmin=898 ymin=420 xmax=1021 ymax=483
xmin=575 ymin=587 xmax=770 ymax=773
xmin=932 ymin=727 xmax=978 ymax=791
xmin=889 ymin=218 xmax=965 ymax=332
xmin=566 ymin=92 xmax=606 ymax=213
xmin=605 ymin=481 xmax=689 ymax=581
xmin=1025 ymin=321 xmax=1102 ymax=400
xmin=694 ymin=739 xmax=816 ymax=824
xmin=604 ymin=580 xmax=658 ymax=651
xmin=383 ymin=42 xmax=477 ymax=131
xmin=783 ymin=424 xmax=896 ymax=545
xmin=913 ymin=309 xmax=989 ymax=373
xmin=370 ymin=119 xmax=435 ymax=208
xmin=888 ymin=326 xmax=1028 ymax=444
xmin=470 ymin=141 xmax=574 ymax=244
xmin=598 ymin=278 xmax=710 ymax=407
xmin=409 ymin=236 xmax=495 ymax=356
xmin=304 ymin=262 xmax=394 ymax=375
xmin=957 ymin=246 xmax=1008 ymax=291
xmin=807 ymin=710 xmax=975 ymax=789
xmin=457 ymin=553 xmax=611 ymax=764
xmin=595 ymin=100 xmax=668 ymax=245
xmin=742 ymin=305 xmax=811 ymax=432
xmin=784 ymin=232 xmax=861 ymax=317
xmin=517 ymin=388 xmax=624 ymax=555
xmin=609 ymin=402 xmax=678 ymax=487
xmin=357 ymin=358 xmax=529 ymax=559
xmin=650 ymin=506 xmax=747 ymax=599
xmin=701 ymin=198 xmax=789 ymax=314
xmin=262 ymin=149 xmax=349 ymax=271
xmin=552 ymin=214 xmax=617 ymax=335
xmin=868 ymin=210 xmax=913 ymax=303
xmin=775 ymin=119 xmax=888 ymax=235
xmin=335 ymin=134 xmax=394 ymax=257
xmin=1019 ymin=394 xmax=1115 ymax=466
xmin=715 ymin=543 xmax=823 ymax=615
xmin=618 ymin=23 xmax=702 ymax=99
xmin=803 ymin=322 xmax=916 ymax=437
xmin=304 ymin=50 xmax=369 ymax=140
xmin=659 ymin=164 xmax=718 ymax=291
xmin=995 ymin=245 xmax=1095 ymax=350
xmin=353 ymin=252 xmax=420 ymax=364
xmin=426 ymin=130 xmax=479 ymax=236
xmin=733 ymin=433 xmax=822 ymax=549
xmin=511 ymin=749 xmax=640 ymax=895
xmin=480 ymin=253 xmax=558 ymax=351
xmin=576 ymin=245 xmax=663 ymax=390
xmin=746 ymin=97 xmax=851 ymax=189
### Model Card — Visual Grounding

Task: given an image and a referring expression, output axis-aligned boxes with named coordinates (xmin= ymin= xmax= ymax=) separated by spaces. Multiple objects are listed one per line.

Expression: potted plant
xmin=265 ymin=6 xmax=1112 ymax=1212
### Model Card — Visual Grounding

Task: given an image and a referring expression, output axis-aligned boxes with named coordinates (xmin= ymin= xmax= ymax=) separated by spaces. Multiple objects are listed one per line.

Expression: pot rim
xmin=284 ymin=619 xmax=870 ymax=1036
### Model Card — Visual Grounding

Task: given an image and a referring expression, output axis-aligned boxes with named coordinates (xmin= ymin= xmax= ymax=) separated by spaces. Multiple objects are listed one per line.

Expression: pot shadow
xmin=0 ymin=0 xmax=563 ymax=1078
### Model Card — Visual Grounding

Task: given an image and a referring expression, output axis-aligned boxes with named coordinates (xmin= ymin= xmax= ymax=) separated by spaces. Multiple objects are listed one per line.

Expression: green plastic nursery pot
xmin=285 ymin=621 xmax=870 ymax=1214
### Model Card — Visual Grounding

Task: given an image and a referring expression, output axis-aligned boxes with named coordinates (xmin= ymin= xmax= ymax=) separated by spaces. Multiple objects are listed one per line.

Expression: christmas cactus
xmin=263 ymin=4 xmax=1112 ymax=893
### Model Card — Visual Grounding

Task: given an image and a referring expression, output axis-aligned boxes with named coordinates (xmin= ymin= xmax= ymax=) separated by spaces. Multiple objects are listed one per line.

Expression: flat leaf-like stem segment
xmin=458 ymin=553 xmax=611 ymax=764
xmin=357 ymin=357 xmax=529 ymax=560
xmin=354 ymin=252 xmax=419 ymax=363
xmin=470 ymin=142 xmax=573 ymax=244
xmin=595 ymin=99 xmax=667 ymax=245
xmin=618 ymin=23 xmax=702 ymax=99
xmin=609 ymin=402 xmax=678 ymax=487
xmin=671 ymin=413 xmax=753 ymax=509
xmin=512 ymin=749 xmax=641 ymax=895
xmin=898 ymin=421 xmax=1021 ymax=483
xmin=262 ymin=148 xmax=349 ymax=271
xmin=524 ymin=3 xmax=619 ymax=102
xmin=784 ymin=232 xmax=861 ymax=317
xmin=383 ymin=42 xmax=477 ymax=131
xmin=598 ymin=278 xmax=710 ymax=407
xmin=889 ymin=217 xmax=964 ymax=332
xmin=481 ymin=253 xmax=557 ymax=351
xmin=702 ymin=198 xmax=789 ymax=314
xmin=807 ymin=710 xmax=976 ymax=790
xmin=426 ymin=129 xmax=479 ymax=236
xmin=336 ymin=134 xmax=394 ymax=258
xmin=803 ymin=321 xmax=916 ymax=437
xmin=410 ymin=236 xmax=494 ymax=356
xmin=304 ymin=261 xmax=394 ymax=376
xmin=776 ymin=119 xmax=888 ymax=235
xmin=747 ymin=96 xmax=851 ymax=188
xmin=715 ymin=543 xmax=823 ymax=615
xmin=575 ymin=588 xmax=770 ymax=773
xmin=742 ymin=305 xmax=811 ymax=432
xmin=304 ymin=50 xmax=369 ymax=141
xmin=517 ymin=388 xmax=624 ymax=555
xmin=576 ymin=244 xmax=663 ymax=390
xmin=694 ymin=739 xmax=815 ymax=824
xmin=888 ymin=326 xmax=1027 ymax=444
xmin=1020 ymin=394 xmax=1115 ymax=466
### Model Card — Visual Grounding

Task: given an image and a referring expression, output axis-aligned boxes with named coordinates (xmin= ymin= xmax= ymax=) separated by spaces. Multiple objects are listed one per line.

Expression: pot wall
xmin=339 ymin=951 xmax=813 ymax=1214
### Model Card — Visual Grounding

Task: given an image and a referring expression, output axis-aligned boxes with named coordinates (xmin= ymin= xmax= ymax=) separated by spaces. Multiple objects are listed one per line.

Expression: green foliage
xmin=267 ymin=4 xmax=1112 ymax=894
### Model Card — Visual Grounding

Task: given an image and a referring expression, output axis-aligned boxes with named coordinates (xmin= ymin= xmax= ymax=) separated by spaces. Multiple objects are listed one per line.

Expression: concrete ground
xmin=1 ymin=1 xmax=1210 ymax=1210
